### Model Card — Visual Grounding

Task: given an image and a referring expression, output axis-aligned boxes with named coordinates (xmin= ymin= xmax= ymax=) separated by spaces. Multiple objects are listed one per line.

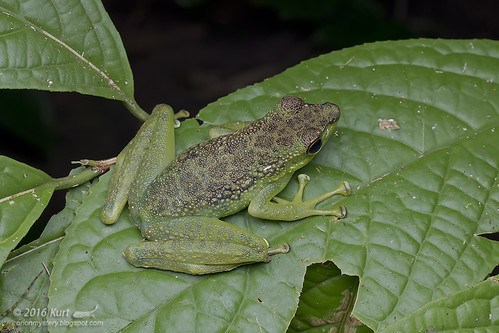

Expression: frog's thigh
xmin=125 ymin=215 xmax=270 ymax=274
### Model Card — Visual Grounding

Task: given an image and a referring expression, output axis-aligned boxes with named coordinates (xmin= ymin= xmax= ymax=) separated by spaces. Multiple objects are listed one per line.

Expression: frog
xmin=100 ymin=96 xmax=350 ymax=275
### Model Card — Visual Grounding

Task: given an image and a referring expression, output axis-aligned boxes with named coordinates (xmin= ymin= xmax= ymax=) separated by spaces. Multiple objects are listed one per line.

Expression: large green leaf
xmin=0 ymin=0 xmax=136 ymax=110
xmin=48 ymin=39 xmax=499 ymax=332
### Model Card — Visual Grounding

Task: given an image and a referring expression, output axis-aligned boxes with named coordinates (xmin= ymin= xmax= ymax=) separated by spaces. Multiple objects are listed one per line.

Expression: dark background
xmin=1 ymin=0 xmax=499 ymax=241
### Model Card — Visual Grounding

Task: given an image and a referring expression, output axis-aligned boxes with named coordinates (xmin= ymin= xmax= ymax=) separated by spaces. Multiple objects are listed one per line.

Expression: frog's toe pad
xmin=268 ymin=243 xmax=290 ymax=256
xmin=345 ymin=182 xmax=351 ymax=195
xmin=338 ymin=205 xmax=347 ymax=219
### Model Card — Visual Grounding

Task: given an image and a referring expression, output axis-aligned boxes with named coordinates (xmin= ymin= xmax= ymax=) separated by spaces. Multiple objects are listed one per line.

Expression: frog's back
xmin=143 ymin=96 xmax=339 ymax=218
xmin=144 ymin=118 xmax=289 ymax=218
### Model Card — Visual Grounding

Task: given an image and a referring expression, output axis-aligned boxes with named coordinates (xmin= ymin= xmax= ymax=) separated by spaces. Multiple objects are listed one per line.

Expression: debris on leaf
xmin=378 ymin=118 xmax=400 ymax=131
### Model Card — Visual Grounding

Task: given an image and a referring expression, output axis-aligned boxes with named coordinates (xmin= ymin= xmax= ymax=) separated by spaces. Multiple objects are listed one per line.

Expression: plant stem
xmin=52 ymin=167 xmax=104 ymax=190
xmin=53 ymin=158 xmax=117 ymax=190
xmin=124 ymin=99 xmax=149 ymax=122
xmin=0 ymin=159 xmax=114 ymax=204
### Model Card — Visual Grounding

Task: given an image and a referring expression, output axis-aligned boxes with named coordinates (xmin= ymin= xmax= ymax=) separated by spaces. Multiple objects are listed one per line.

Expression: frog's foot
xmin=173 ymin=109 xmax=189 ymax=128
xmin=273 ymin=174 xmax=350 ymax=219
xmin=269 ymin=243 xmax=290 ymax=255
xmin=263 ymin=243 xmax=291 ymax=262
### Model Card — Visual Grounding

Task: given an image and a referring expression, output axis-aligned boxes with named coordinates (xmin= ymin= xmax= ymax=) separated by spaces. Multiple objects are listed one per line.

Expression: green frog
xmin=101 ymin=96 xmax=350 ymax=275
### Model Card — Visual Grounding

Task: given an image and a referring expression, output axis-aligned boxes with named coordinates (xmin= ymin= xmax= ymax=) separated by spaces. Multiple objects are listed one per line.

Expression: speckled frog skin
xmin=101 ymin=96 xmax=350 ymax=275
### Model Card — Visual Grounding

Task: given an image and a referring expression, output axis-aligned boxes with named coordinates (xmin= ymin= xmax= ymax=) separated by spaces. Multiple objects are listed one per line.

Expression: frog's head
xmin=268 ymin=96 xmax=341 ymax=171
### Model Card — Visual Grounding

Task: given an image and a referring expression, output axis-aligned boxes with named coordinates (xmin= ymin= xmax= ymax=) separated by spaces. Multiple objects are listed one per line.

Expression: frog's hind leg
xmin=124 ymin=240 xmax=289 ymax=275
xmin=101 ymin=105 xmax=181 ymax=225
xmin=124 ymin=215 xmax=290 ymax=275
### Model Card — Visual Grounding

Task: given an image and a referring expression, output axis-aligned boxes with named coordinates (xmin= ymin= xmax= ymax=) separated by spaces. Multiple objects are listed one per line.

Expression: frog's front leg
xmin=125 ymin=215 xmax=289 ymax=275
xmin=248 ymin=174 xmax=350 ymax=221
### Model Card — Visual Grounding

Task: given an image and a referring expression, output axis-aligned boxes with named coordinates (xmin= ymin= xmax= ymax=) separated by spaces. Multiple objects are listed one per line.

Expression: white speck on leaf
xmin=315 ymin=225 xmax=326 ymax=233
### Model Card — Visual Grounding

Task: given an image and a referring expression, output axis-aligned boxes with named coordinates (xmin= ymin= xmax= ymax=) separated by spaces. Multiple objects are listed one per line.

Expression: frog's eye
xmin=307 ymin=138 xmax=323 ymax=155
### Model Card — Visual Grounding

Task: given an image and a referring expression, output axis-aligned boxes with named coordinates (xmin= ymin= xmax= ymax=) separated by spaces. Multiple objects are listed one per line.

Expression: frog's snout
xmin=322 ymin=102 xmax=341 ymax=123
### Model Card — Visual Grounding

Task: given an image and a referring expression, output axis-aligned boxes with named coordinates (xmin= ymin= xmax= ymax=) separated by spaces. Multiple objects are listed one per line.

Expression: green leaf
xmin=0 ymin=0 xmax=136 ymax=111
xmin=0 ymin=180 xmax=91 ymax=331
xmin=7 ymin=168 xmax=93 ymax=261
xmin=379 ymin=276 xmax=499 ymax=332
xmin=0 ymin=156 xmax=54 ymax=267
xmin=0 ymin=158 xmax=104 ymax=269
xmin=48 ymin=39 xmax=499 ymax=332
xmin=344 ymin=130 xmax=499 ymax=330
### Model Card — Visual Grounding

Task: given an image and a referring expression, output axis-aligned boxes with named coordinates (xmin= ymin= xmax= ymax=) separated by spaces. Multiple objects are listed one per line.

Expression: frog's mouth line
xmin=321 ymin=122 xmax=337 ymax=142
